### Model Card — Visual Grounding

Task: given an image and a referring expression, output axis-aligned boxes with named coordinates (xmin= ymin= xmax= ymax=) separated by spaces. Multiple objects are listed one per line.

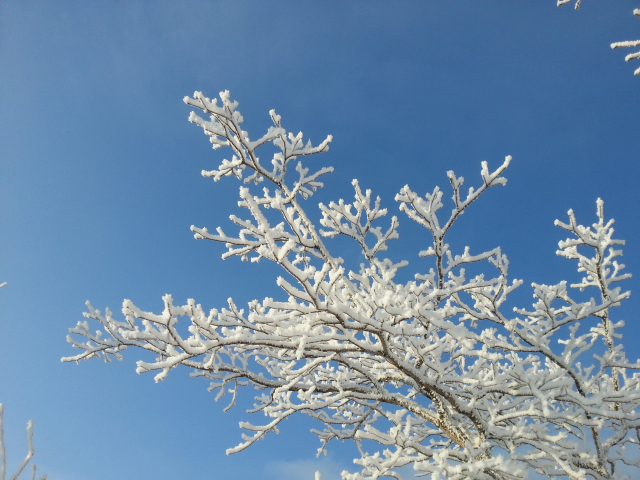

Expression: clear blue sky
xmin=0 ymin=2 xmax=638 ymax=479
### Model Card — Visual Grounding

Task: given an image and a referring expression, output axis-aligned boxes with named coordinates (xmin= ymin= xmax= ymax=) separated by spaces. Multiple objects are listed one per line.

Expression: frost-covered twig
xmin=0 ymin=405 xmax=47 ymax=480
xmin=319 ymin=179 xmax=399 ymax=262
xmin=558 ymin=2 xmax=640 ymax=76
xmin=610 ymin=9 xmax=640 ymax=76
xmin=557 ymin=0 xmax=582 ymax=10
xmin=64 ymin=91 xmax=639 ymax=480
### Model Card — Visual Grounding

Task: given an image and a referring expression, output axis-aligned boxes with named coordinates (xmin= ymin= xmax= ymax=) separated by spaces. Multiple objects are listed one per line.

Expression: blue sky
xmin=0 ymin=1 xmax=639 ymax=479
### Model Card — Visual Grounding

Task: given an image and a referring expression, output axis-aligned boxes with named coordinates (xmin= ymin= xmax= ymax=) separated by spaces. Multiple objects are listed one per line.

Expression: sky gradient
xmin=1 ymin=2 xmax=639 ymax=479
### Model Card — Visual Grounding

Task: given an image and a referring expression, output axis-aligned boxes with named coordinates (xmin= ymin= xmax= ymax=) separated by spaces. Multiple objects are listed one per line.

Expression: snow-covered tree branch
xmin=558 ymin=1 xmax=640 ymax=76
xmin=63 ymin=91 xmax=639 ymax=480
xmin=0 ymin=405 xmax=47 ymax=480
xmin=611 ymin=9 xmax=640 ymax=76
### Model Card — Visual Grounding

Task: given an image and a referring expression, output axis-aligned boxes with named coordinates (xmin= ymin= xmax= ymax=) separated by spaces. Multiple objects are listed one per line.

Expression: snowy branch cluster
xmin=558 ymin=0 xmax=640 ymax=76
xmin=63 ymin=91 xmax=640 ymax=480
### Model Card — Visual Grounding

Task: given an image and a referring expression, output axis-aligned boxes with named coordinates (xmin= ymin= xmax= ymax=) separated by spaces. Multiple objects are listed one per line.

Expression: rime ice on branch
xmin=64 ymin=91 xmax=640 ymax=480
xmin=610 ymin=9 xmax=640 ymax=76
xmin=558 ymin=1 xmax=640 ymax=76
xmin=0 ymin=405 xmax=47 ymax=480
